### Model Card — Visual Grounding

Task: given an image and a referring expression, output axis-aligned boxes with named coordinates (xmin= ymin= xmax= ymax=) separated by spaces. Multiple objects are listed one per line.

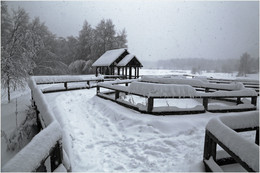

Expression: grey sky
xmin=6 ymin=1 xmax=259 ymax=62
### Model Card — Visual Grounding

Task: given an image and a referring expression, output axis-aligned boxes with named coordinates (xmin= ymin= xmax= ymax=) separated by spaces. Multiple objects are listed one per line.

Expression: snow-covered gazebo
xmin=92 ymin=48 xmax=143 ymax=79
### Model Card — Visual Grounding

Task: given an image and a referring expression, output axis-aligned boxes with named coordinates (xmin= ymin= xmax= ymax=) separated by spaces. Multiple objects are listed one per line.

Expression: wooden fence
xmin=2 ymin=77 xmax=71 ymax=172
xmin=97 ymin=82 xmax=257 ymax=115
xmin=203 ymin=112 xmax=259 ymax=172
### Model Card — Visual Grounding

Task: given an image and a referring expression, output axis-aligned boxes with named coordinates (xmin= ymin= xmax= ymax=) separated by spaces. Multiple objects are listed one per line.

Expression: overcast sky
xmin=6 ymin=1 xmax=259 ymax=62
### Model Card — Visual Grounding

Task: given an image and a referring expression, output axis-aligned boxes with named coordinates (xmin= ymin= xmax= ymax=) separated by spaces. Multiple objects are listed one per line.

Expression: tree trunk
xmin=7 ymin=76 xmax=11 ymax=103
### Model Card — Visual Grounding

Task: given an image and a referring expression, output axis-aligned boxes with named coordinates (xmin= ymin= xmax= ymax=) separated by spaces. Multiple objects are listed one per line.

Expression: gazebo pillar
xmin=128 ymin=67 xmax=131 ymax=79
xmin=118 ymin=67 xmax=120 ymax=75
xmin=125 ymin=67 xmax=128 ymax=78
xmin=134 ymin=67 xmax=137 ymax=78
xmin=137 ymin=68 xmax=139 ymax=78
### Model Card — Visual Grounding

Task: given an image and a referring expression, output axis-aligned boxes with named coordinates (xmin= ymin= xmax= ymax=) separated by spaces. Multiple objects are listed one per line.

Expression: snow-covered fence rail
xmin=97 ymin=81 xmax=257 ymax=115
xmin=2 ymin=122 xmax=63 ymax=172
xmin=141 ymin=75 xmax=259 ymax=94
xmin=203 ymin=111 xmax=259 ymax=172
xmin=31 ymin=75 xmax=104 ymax=93
xmin=2 ymin=77 xmax=71 ymax=172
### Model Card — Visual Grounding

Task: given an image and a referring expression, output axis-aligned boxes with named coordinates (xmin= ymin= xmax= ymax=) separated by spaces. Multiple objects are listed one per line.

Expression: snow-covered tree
xmin=115 ymin=28 xmax=128 ymax=48
xmin=237 ymin=52 xmax=250 ymax=77
xmin=68 ymin=59 xmax=93 ymax=74
xmin=1 ymin=6 xmax=35 ymax=103
xmin=78 ymin=20 xmax=94 ymax=61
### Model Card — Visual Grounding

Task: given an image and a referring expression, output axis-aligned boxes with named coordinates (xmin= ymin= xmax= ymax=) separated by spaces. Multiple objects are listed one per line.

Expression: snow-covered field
xmin=1 ymin=69 xmax=259 ymax=171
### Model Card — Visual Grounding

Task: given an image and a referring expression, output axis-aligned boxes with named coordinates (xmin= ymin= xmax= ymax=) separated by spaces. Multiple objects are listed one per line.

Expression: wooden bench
xmin=203 ymin=112 xmax=259 ymax=172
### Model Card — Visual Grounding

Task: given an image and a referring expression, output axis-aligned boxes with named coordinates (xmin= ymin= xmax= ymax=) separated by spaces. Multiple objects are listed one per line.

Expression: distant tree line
xmin=1 ymin=2 xmax=127 ymax=102
xmin=153 ymin=54 xmax=259 ymax=75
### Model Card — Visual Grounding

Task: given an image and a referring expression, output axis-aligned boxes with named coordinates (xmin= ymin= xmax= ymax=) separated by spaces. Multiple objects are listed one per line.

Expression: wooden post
xmin=147 ymin=97 xmax=154 ymax=113
xmin=237 ymin=97 xmax=241 ymax=105
xmin=134 ymin=67 xmax=137 ymax=78
xmin=251 ymin=96 xmax=257 ymax=106
xmin=64 ymin=82 xmax=68 ymax=90
xmin=205 ymin=88 xmax=209 ymax=93
xmin=203 ymin=131 xmax=217 ymax=160
xmin=125 ymin=67 xmax=128 ymax=79
xmin=203 ymin=98 xmax=208 ymax=111
xmin=96 ymin=86 xmax=100 ymax=94
xmin=95 ymin=67 xmax=98 ymax=77
xmin=118 ymin=67 xmax=120 ymax=75
xmin=50 ymin=141 xmax=63 ymax=172
xmin=87 ymin=81 xmax=90 ymax=88
xmin=115 ymin=90 xmax=120 ymax=100
xmin=137 ymin=68 xmax=139 ymax=78
xmin=256 ymin=128 xmax=259 ymax=145
xmin=129 ymin=67 xmax=132 ymax=79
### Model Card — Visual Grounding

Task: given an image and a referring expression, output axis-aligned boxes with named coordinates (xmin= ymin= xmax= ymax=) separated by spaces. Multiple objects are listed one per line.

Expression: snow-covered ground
xmin=1 ymin=69 xmax=259 ymax=171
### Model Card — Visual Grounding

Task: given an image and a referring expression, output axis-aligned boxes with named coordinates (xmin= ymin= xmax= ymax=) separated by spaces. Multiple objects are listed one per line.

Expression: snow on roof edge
xmin=92 ymin=48 xmax=127 ymax=67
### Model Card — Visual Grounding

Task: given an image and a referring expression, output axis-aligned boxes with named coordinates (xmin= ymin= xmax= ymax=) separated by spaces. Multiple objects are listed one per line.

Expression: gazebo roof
xmin=92 ymin=48 xmax=127 ymax=67
xmin=117 ymin=54 xmax=139 ymax=66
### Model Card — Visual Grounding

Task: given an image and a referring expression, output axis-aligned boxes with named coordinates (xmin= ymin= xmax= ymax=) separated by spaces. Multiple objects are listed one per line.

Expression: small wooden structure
xmin=92 ymin=48 xmax=143 ymax=79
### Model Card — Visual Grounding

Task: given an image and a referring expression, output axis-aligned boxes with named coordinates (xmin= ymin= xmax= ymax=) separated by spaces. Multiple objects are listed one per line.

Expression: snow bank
xmin=2 ymin=121 xmax=62 ymax=172
xmin=206 ymin=111 xmax=259 ymax=171
xmin=128 ymin=82 xmax=197 ymax=97
xmin=32 ymin=75 xmax=104 ymax=83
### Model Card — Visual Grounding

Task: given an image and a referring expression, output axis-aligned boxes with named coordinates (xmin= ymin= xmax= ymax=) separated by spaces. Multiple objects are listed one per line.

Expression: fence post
xmin=64 ymin=82 xmax=68 ymax=90
xmin=50 ymin=141 xmax=63 ymax=172
xmin=256 ymin=128 xmax=259 ymax=145
xmin=203 ymin=98 xmax=208 ymax=111
xmin=237 ymin=97 xmax=241 ymax=105
xmin=251 ymin=96 xmax=257 ymax=106
xmin=96 ymin=86 xmax=100 ymax=95
xmin=87 ymin=81 xmax=90 ymax=88
xmin=115 ymin=90 xmax=120 ymax=100
xmin=203 ymin=130 xmax=217 ymax=161
xmin=147 ymin=97 xmax=154 ymax=113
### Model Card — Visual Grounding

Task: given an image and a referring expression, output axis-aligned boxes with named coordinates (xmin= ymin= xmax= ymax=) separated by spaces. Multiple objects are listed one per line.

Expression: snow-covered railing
xmin=203 ymin=111 xmax=259 ymax=172
xmin=141 ymin=75 xmax=245 ymax=90
xmin=31 ymin=75 xmax=104 ymax=93
xmin=2 ymin=77 xmax=71 ymax=172
xmin=2 ymin=122 xmax=62 ymax=172
xmin=97 ymin=81 xmax=257 ymax=115
xmin=141 ymin=76 xmax=259 ymax=94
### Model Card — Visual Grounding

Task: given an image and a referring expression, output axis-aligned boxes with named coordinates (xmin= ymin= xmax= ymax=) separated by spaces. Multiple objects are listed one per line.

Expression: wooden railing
xmin=203 ymin=112 xmax=259 ymax=172
xmin=2 ymin=77 xmax=71 ymax=172
xmin=97 ymin=82 xmax=257 ymax=115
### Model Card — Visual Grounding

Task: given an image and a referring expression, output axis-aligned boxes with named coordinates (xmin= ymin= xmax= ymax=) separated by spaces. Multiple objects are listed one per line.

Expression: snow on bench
xmin=204 ymin=111 xmax=259 ymax=172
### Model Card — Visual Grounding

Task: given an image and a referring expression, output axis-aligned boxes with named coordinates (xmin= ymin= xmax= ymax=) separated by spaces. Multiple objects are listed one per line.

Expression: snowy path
xmin=46 ymin=89 xmax=217 ymax=171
